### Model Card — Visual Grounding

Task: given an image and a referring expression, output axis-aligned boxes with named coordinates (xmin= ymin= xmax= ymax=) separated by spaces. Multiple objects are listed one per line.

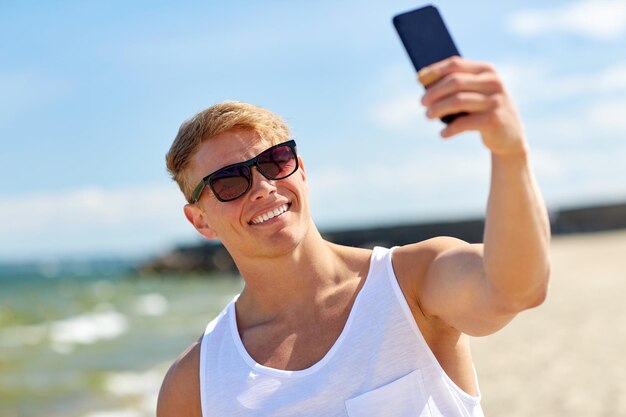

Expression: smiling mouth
xmin=250 ymin=203 xmax=290 ymax=225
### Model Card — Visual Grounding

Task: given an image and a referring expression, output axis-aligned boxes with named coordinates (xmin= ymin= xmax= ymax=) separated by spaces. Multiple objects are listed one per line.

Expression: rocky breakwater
xmin=138 ymin=201 xmax=626 ymax=275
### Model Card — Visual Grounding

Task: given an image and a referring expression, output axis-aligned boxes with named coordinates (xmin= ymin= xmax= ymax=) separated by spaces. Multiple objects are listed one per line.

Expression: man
xmin=158 ymin=56 xmax=550 ymax=417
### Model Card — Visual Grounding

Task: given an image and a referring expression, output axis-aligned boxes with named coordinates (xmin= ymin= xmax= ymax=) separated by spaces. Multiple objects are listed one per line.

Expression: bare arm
xmin=483 ymin=151 xmax=550 ymax=311
xmin=157 ymin=341 xmax=202 ymax=417
xmin=398 ymin=57 xmax=550 ymax=336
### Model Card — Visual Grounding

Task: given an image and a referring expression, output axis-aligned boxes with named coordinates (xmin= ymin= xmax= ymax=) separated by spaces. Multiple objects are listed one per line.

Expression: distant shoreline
xmin=139 ymin=200 xmax=626 ymax=274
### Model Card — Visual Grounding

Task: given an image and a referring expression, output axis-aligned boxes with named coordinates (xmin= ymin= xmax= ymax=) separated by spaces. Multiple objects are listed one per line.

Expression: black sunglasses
xmin=190 ymin=140 xmax=299 ymax=203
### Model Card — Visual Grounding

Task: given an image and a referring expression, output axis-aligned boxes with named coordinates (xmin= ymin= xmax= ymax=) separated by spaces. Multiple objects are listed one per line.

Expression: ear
xmin=184 ymin=203 xmax=218 ymax=240
xmin=297 ymin=156 xmax=307 ymax=182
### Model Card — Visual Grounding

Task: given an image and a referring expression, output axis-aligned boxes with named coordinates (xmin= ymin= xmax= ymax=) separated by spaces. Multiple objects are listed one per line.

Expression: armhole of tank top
xmin=198 ymin=298 xmax=238 ymax=417
xmin=199 ymin=328 xmax=209 ymax=417
xmin=385 ymin=247 xmax=482 ymax=405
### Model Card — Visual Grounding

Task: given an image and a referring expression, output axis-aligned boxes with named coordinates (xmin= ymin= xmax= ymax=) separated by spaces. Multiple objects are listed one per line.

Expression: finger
xmin=421 ymin=71 xmax=503 ymax=107
xmin=418 ymin=56 xmax=494 ymax=88
xmin=426 ymin=92 xmax=496 ymax=120
xmin=440 ymin=110 xmax=493 ymax=138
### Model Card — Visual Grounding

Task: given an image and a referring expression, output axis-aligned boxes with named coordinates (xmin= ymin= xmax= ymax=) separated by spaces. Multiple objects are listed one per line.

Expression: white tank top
xmin=199 ymin=246 xmax=484 ymax=417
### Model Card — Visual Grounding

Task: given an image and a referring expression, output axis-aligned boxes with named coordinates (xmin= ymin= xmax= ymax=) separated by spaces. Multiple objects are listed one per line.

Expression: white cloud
xmin=495 ymin=60 xmax=626 ymax=143
xmin=509 ymin=0 xmax=626 ymax=40
xmin=0 ymin=184 xmax=196 ymax=260
xmin=522 ymin=96 xmax=626 ymax=141
xmin=360 ymin=59 xmax=626 ymax=230
xmin=498 ymin=61 xmax=626 ymax=106
xmin=0 ymin=185 xmax=183 ymax=234
xmin=540 ymin=144 xmax=626 ymax=206
xmin=372 ymin=60 xmax=626 ymax=138
xmin=585 ymin=98 xmax=626 ymax=133
xmin=370 ymin=92 xmax=425 ymax=135
xmin=355 ymin=64 xmax=494 ymax=226
xmin=530 ymin=148 xmax=568 ymax=180
xmin=368 ymin=64 xmax=443 ymax=137
xmin=308 ymin=148 xmax=491 ymax=227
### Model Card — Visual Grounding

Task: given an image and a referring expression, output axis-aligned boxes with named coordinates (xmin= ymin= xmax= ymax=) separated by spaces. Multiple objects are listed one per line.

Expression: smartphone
xmin=392 ymin=5 xmax=466 ymax=124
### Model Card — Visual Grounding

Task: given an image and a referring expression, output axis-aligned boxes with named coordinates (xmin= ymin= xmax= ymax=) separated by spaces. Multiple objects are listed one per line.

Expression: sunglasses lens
xmin=257 ymin=144 xmax=297 ymax=179
xmin=202 ymin=142 xmax=297 ymax=203
xmin=209 ymin=165 xmax=251 ymax=201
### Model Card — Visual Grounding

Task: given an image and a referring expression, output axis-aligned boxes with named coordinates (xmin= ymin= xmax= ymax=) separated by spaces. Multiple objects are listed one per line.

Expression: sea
xmin=0 ymin=260 xmax=243 ymax=417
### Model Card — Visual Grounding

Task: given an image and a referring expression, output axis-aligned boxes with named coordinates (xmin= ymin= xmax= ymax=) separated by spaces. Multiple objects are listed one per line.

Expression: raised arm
xmin=395 ymin=57 xmax=550 ymax=336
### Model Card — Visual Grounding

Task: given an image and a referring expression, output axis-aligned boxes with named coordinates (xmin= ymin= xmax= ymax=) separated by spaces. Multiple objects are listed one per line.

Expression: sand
xmin=471 ymin=230 xmax=626 ymax=416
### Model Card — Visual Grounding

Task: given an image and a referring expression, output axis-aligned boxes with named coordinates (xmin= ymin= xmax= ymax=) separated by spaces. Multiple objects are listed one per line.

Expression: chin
xmin=254 ymin=220 xmax=313 ymax=259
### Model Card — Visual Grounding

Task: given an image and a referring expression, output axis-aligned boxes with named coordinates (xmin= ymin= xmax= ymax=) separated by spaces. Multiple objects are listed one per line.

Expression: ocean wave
xmin=103 ymin=365 xmax=165 ymax=397
xmin=49 ymin=308 xmax=128 ymax=353
xmin=132 ymin=293 xmax=169 ymax=316
xmin=93 ymin=363 xmax=169 ymax=416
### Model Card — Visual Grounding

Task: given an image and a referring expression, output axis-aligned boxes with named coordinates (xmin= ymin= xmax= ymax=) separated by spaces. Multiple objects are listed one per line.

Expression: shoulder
xmin=391 ymin=237 xmax=480 ymax=324
xmin=392 ymin=237 xmax=470 ymax=285
xmin=157 ymin=339 xmax=203 ymax=417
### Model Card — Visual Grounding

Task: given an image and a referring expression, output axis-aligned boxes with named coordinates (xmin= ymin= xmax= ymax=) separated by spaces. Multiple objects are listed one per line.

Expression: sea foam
xmin=132 ymin=293 xmax=168 ymax=316
xmin=49 ymin=308 xmax=128 ymax=353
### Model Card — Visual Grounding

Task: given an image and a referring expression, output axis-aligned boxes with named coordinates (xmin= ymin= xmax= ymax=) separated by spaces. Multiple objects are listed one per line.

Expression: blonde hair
xmin=166 ymin=101 xmax=291 ymax=202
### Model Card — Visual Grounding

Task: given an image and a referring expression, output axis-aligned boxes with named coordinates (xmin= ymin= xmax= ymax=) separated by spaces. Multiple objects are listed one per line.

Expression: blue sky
xmin=2 ymin=0 xmax=625 ymax=261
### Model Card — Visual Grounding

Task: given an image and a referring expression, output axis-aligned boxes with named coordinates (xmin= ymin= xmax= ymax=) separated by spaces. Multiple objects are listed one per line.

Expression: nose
xmin=247 ymin=167 xmax=277 ymax=201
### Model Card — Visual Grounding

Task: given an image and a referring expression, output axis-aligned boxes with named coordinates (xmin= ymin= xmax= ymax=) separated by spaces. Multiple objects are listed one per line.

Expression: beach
xmin=472 ymin=229 xmax=626 ymax=416
xmin=1 ymin=230 xmax=625 ymax=416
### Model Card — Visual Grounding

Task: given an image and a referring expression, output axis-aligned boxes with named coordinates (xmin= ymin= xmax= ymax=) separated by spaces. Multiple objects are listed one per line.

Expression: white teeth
xmin=251 ymin=204 xmax=289 ymax=225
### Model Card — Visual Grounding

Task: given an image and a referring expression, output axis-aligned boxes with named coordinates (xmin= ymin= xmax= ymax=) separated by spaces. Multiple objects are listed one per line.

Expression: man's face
xmin=183 ymin=128 xmax=312 ymax=260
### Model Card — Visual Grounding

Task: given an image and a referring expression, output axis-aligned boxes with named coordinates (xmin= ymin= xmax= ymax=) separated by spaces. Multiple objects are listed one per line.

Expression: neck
xmin=232 ymin=226 xmax=348 ymax=323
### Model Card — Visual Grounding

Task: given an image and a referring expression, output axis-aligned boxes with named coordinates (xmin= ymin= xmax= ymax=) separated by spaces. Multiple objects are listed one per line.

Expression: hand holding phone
xmin=392 ymin=5 xmax=467 ymax=124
